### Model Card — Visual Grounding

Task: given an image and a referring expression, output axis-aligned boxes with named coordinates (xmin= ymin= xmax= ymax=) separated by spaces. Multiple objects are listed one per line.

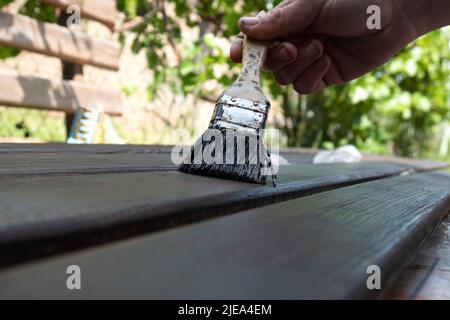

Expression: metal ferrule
xmin=209 ymin=94 xmax=270 ymax=134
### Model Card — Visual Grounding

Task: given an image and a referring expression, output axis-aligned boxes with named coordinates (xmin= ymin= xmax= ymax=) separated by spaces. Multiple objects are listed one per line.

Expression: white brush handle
xmin=238 ymin=36 xmax=269 ymax=85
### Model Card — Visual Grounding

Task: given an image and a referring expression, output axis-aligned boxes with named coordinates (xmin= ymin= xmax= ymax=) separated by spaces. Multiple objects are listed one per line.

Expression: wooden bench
xmin=0 ymin=0 xmax=122 ymax=136
xmin=0 ymin=143 xmax=448 ymax=299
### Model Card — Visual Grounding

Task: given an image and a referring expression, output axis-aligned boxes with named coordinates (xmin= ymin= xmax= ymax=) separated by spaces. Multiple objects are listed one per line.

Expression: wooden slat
xmin=0 ymin=153 xmax=174 ymax=178
xmin=0 ymin=172 xmax=449 ymax=299
xmin=386 ymin=215 xmax=450 ymax=299
xmin=0 ymin=144 xmax=447 ymax=171
xmin=0 ymin=160 xmax=419 ymax=266
xmin=0 ymin=143 xmax=175 ymax=154
xmin=42 ymin=0 xmax=117 ymax=29
xmin=0 ymin=74 xmax=122 ymax=115
xmin=0 ymin=152 xmax=446 ymax=179
xmin=0 ymin=11 xmax=120 ymax=70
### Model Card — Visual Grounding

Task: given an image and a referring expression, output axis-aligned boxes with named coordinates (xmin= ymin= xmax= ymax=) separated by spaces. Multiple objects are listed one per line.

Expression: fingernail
xmin=278 ymin=45 xmax=293 ymax=61
xmin=233 ymin=37 xmax=244 ymax=45
xmin=240 ymin=17 xmax=259 ymax=26
xmin=305 ymin=41 xmax=320 ymax=57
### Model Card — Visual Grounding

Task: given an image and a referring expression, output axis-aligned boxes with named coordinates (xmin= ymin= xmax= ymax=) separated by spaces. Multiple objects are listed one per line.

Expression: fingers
xmin=230 ymin=34 xmax=297 ymax=71
xmin=273 ymin=40 xmax=323 ymax=85
xmin=229 ymin=33 xmax=244 ymax=63
xmin=238 ymin=0 xmax=325 ymax=40
xmin=264 ymin=42 xmax=297 ymax=71
xmin=293 ymin=55 xmax=331 ymax=94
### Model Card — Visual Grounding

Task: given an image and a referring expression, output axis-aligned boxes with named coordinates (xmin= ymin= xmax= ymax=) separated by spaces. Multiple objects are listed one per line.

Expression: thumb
xmin=239 ymin=0 xmax=325 ymax=40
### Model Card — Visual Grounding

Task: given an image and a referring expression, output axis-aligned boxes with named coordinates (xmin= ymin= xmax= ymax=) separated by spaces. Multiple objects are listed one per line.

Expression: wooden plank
xmin=0 ymin=153 xmax=174 ymax=178
xmin=0 ymin=160 xmax=418 ymax=266
xmin=0 ymin=172 xmax=449 ymax=299
xmin=42 ymin=0 xmax=117 ymax=29
xmin=0 ymin=143 xmax=175 ymax=154
xmin=0 ymin=11 xmax=120 ymax=70
xmin=0 ymin=143 xmax=447 ymax=172
xmin=0 ymin=151 xmax=446 ymax=179
xmin=386 ymin=215 xmax=450 ymax=299
xmin=0 ymin=74 xmax=122 ymax=116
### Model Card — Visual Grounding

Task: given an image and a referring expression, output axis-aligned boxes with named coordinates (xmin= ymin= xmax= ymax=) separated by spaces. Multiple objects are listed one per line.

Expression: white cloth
xmin=313 ymin=145 xmax=363 ymax=164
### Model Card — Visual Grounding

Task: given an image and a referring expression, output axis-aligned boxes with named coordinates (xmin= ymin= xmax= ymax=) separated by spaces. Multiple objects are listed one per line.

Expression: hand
xmin=230 ymin=0 xmax=440 ymax=94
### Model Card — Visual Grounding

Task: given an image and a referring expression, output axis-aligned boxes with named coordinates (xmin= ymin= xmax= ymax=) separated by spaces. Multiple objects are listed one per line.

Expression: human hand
xmin=230 ymin=0 xmax=439 ymax=94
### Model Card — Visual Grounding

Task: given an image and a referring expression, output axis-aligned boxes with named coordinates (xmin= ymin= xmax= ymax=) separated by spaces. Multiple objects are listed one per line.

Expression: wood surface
xmin=0 ymin=143 xmax=446 ymax=168
xmin=42 ymin=0 xmax=117 ymax=29
xmin=0 ymin=143 xmax=448 ymax=299
xmin=0 ymin=74 xmax=122 ymax=115
xmin=0 ymin=11 xmax=120 ymax=70
xmin=0 ymin=153 xmax=426 ymax=264
xmin=386 ymin=215 xmax=450 ymax=299
xmin=0 ymin=172 xmax=449 ymax=299
xmin=0 ymin=143 xmax=175 ymax=154
xmin=0 ymin=153 xmax=175 ymax=178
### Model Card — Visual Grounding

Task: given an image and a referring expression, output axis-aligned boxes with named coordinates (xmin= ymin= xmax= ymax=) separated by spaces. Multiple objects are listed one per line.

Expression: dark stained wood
xmin=0 ymin=160 xmax=420 ymax=266
xmin=0 ymin=143 xmax=446 ymax=170
xmin=0 ymin=172 xmax=449 ymax=299
xmin=0 ymin=150 xmax=420 ymax=178
xmin=0 ymin=153 xmax=175 ymax=178
xmin=386 ymin=215 xmax=450 ymax=299
xmin=0 ymin=143 xmax=175 ymax=154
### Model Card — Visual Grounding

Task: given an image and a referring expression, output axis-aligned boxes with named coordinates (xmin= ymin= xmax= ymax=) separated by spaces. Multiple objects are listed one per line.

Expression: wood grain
xmin=0 ymin=172 xmax=448 ymax=299
xmin=386 ymin=215 xmax=450 ymax=299
xmin=0 ymin=11 xmax=120 ymax=70
xmin=0 ymin=143 xmax=175 ymax=154
xmin=0 ymin=153 xmax=174 ymax=178
xmin=0 ymin=143 xmax=446 ymax=170
xmin=0 ymin=74 xmax=122 ymax=115
xmin=42 ymin=0 xmax=117 ymax=29
xmin=0 ymin=160 xmax=419 ymax=266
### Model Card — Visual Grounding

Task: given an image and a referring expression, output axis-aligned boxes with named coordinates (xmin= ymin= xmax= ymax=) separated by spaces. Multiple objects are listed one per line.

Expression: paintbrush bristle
xmin=178 ymin=36 xmax=276 ymax=184
xmin=178 ymin=129 xmax=275 ymax=184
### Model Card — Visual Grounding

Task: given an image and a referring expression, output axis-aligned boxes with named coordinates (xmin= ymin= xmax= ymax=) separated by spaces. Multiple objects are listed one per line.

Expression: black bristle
xmin=178 ymin=130 xmax=276 ymax=185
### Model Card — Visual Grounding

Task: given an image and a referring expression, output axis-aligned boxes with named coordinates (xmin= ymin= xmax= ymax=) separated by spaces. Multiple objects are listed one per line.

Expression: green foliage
xmin=0 ymin=107 xmax=65 ymax=141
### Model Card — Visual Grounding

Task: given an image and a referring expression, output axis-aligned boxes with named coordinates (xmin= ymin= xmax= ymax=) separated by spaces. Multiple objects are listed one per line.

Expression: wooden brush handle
xmin=225 ymin=35 xmax=270 ymax=103
xmin=239 ymin=36 xmax=269 ymax=85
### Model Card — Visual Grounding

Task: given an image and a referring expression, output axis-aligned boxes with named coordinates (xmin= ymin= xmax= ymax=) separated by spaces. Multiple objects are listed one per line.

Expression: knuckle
xmin=274 ymin=72 xmax=292 ymax=86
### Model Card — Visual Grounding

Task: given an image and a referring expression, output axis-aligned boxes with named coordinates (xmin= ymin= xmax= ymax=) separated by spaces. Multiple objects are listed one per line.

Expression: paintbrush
xmin=178 ymin=34 xmax=276 ymax=185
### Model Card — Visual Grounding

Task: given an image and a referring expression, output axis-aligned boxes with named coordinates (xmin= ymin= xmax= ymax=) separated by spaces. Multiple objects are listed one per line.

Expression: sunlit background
xmin=0 ymin=0 xmax=449 ymax=161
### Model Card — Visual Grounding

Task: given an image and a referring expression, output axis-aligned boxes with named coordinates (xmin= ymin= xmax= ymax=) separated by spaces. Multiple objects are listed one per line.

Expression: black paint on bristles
xmin=178 ymin=129 xmax=276 ymax=185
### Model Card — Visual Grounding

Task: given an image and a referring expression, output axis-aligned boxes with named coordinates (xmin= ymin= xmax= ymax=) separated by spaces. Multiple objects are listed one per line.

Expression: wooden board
xmin=0 ymin=143 xmax=447 ymax=170
xmin=42 ymin=0 xmax=117 ymax=29
xmin=0 ymin=143 xmax=175 ymax=154
xmin=0 ymin=153 xmax=174 ymax=178
xmin=0 ymin=172 xmax=449 ymax=299
xmin=0 ymin=160 xmax=420 ymax=267
xmin=386 ymin=215 xmax=450 ymax=299
xmin=0 ymin=74 xmax=122 ymax=115
xmin=0 ymin=11 xmax=120 ymax=70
